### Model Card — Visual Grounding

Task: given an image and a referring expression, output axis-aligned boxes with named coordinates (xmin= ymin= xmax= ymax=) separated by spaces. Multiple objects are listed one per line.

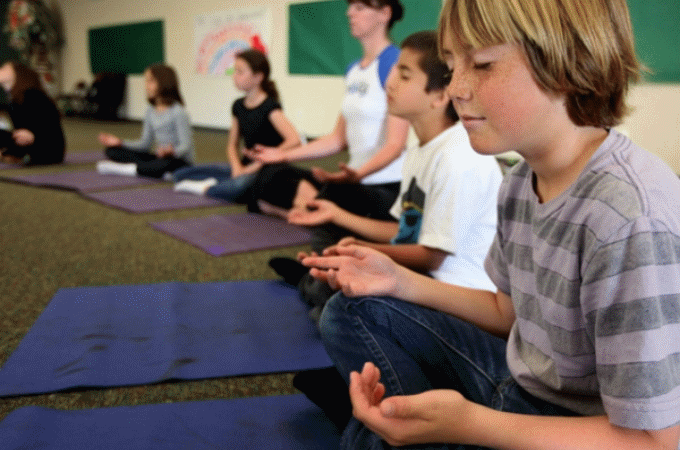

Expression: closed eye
xmin=442 ymin=70 xmax=452 ymax=84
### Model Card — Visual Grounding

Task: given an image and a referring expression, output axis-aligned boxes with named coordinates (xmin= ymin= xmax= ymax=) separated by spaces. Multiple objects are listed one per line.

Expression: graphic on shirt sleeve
xmin=392 ymin=177 xmax=425 ymax=244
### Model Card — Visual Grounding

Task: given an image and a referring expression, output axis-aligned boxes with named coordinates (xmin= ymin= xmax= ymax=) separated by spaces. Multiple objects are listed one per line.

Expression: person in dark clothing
xmin=0 ymin=61 xmax=66 ymax=165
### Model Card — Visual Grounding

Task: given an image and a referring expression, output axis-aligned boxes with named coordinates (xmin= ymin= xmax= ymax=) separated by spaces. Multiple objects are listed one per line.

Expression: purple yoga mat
xmin=0 ymin=150 xmax=105 ymax=170
xmin=82 ymin=187 xmax=227 ymax=213
xmin=64 ymin=150 xmax=106 ymax=164
xmin=149 ymin=213 xmax=313 ymax=256
xmin=0 ymin=169 xmax=159 ymax=192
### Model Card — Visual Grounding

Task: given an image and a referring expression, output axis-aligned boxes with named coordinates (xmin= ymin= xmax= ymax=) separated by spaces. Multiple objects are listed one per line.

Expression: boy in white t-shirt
xmin=277 ymin=31 xmax=501 ymax=294
xmin=287 ymin=30 xmax=502 ymax=429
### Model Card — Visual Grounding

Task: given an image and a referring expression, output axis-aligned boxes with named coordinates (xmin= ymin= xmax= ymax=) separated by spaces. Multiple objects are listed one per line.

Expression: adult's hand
xmin=312 ymin=163 xmax=361 ymax=184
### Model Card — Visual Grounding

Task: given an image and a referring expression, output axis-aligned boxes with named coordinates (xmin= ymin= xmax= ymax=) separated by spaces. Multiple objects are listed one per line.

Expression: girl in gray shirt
xmin=96 ymin=64 xmax=193 ymax=178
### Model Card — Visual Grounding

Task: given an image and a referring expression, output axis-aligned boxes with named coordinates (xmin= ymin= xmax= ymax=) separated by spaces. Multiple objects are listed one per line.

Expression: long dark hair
xmin=235 ymin=49 xmax=279 ymax=102
xmin=146 ymin=64 xmax=184 ymax=106
xmin=6 ymin=61 xmax=45 ymax=104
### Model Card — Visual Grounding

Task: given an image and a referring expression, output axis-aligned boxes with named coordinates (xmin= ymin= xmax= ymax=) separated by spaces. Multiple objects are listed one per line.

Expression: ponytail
xmin=262 ymin=79 xmax=279 ymax=102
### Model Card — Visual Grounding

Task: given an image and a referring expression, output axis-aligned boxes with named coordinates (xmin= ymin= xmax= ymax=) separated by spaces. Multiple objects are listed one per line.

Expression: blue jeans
xmin=173 ymin=165 xmax=257 ymax=202
xmin=319 ymin=294 xmax=577 ymax=450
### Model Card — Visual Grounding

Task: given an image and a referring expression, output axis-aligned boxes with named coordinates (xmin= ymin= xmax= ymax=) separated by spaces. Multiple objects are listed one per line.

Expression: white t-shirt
xmin=390 ymin=123 xmax=502 ymax=290
xmin=342 ymin=45 xmax=404 ymax=185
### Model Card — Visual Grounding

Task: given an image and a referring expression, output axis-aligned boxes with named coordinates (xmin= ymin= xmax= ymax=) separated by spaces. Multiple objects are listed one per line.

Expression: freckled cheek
xmin=501 ymin=99 xmax=535 ymax=136
xmin=481 ymin=85 xmax=536 ymax=138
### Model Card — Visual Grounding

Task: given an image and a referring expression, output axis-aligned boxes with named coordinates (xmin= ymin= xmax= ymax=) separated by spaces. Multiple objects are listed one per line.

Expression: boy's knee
xmin=318 ymin=292 xmax=352 ymax=340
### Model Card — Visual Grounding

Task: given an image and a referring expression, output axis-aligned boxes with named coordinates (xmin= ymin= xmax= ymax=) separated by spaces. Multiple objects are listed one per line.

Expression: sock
xmin=96 ymin=160 xmax=137 ymax=176
xmin=293 ymin=367 xmax=352 ymax=430
xmin=268 ymin=257 xmax=309 ymax=286
xmin=173 ymin=178 xmax=217 ymax=195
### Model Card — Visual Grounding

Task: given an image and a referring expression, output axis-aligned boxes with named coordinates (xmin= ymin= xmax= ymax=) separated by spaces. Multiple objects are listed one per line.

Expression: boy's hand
xmin=12 ymin=129 xmax=34 ymax=146
xmin=312 ymin=163 xmax=361 ymax=184
xmin=287 ymin=199 xmax=340 ymax=226
xmin=301 ymin=245 xmax=400 ymax=297
xmin=350 ymin=362 xmax=473 ymax=447
xmin=98 ymin=132 xmax=121 ymax=147
xmin=296 ymin=251 xmax=318 ymax=262
xmin=321 ymin=237 xmax=372 ymax=259
xmin=334 ymin=236 xmax=374 ymax=249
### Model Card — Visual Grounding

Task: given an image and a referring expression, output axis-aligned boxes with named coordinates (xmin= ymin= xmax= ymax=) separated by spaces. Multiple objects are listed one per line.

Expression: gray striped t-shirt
xmin=485 ymin=129 xmax=680 ymax=430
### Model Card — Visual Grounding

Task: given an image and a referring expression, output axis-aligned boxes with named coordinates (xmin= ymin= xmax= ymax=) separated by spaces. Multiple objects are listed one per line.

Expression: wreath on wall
xmin=3 ymin=0 xmax=63 ymax=93
xmin=4 ymin=0 xmax=63 ymax=57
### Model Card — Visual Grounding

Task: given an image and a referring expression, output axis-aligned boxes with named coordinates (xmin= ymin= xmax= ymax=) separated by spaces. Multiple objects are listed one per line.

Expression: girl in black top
xmin=173 ymin=49 xmax=300 ymax=202
xmin=0 ymin=61 xmax=65 ymax=165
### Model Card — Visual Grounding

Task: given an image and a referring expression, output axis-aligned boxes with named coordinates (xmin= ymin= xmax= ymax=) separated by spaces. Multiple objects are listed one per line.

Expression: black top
xmin=8 ymin=88 xmax=66 ymax=164
xmin=232 ymin=97 xmax=284 ymax=150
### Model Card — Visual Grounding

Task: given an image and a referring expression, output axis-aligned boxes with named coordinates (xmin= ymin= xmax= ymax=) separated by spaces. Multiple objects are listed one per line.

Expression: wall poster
xmin=194 ymin=7 xmax=272 ymax=76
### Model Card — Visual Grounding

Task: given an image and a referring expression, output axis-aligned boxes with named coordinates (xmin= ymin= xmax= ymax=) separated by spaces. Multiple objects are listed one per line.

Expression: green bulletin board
xmin=289 ymin=0 xmax=680 ymax=83
xmin=289 ymin=0 xmax=442 ymax=75
xmin=88 ymin=20 xmax=165 ymax=75
xmin=627 ymin=0 xmax=680 ymax=83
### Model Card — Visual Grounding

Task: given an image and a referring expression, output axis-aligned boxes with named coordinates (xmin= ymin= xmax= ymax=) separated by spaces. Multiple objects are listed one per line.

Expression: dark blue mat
xmin=0 ymin=394 xmax=341 ymax=449
xmin=0 ymin=281 xmax=331 ymax=397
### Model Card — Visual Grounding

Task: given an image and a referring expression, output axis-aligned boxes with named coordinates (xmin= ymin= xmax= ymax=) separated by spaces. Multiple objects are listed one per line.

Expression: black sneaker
xmin=293 ymin=367 xmax=352 ymax=430
xmin=268 ymin=257 xmax=309 ymax=286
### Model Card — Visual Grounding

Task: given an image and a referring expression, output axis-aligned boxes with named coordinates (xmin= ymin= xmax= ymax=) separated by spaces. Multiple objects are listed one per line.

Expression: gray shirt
xmin=124 ymin=103 xmax=194 ymax=162
xmin=485 ymin=129 xmax=680 ymax=430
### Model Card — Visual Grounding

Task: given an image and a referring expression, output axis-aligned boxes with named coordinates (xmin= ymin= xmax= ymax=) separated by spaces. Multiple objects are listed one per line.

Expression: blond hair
xmin=438 ymin=0 xmax=641 ymax=127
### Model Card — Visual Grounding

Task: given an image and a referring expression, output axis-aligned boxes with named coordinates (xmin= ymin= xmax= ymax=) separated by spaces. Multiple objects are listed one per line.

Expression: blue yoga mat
xmin=0 ymin=394 xmax=341 ymax=449
xmin=0 ymin=281 xmax=331 ymax=397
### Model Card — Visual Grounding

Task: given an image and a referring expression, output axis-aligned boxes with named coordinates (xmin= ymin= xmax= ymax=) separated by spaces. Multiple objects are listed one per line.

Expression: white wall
xmin=57 ymin=0 xmax=680 ymax=172
xmin=623 ymin=84 xmax=680 ymax=173
xmin=58 ymin=0 xmax=345 ymax=138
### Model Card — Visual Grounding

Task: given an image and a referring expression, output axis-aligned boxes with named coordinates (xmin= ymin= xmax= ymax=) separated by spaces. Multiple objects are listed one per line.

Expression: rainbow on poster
xmin=194 ymin=8 xmax=271 ymax=76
